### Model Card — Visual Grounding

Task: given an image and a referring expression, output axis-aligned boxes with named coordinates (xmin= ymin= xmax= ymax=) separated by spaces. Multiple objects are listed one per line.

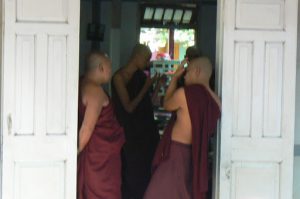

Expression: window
xmin=139 ymin=28 xmax=195 ymax=61
xmin=140 ymin=3 xmax=197 ymax=28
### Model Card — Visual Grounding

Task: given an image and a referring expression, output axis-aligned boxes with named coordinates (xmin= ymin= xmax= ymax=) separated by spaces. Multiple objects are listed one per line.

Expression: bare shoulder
xmin=113 ymin=72 xmax=122 ymax=83
xmin=175 ymin=87 xmax=185 ymax=98
xmin=82 ymin=82 xmax=107 ymax=106
xmin=113 ymin=70 xmax=127 ymax=86
xmin=163 ymin=87 xmax=186 ymax=111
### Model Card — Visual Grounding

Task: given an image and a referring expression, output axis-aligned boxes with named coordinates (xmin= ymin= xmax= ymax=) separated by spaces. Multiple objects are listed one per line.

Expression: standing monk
xmin=177 ymin=46 xmax=202 ymax=88
xmin=112 ymin=44 xmax=160 ymax=199
xmin=77 ymin=51 xmax=125 ymax=199
xmin=144 ymin=57 xmax=221 ymax=199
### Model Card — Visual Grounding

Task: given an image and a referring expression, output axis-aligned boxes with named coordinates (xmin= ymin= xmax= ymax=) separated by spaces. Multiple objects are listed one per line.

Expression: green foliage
xmin=140 ymin=28 xmax=169 ymax=51
xmin=174 ymin=29 xmax=195 ymax=47
xmin=139 ymin=28 xmax=195 ymax=52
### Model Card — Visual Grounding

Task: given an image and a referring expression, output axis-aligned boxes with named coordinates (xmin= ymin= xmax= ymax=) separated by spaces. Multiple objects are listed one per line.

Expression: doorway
xmin=0 ymin=0 xmax=298 ymax=198
xmin=78 ymin=0 xmax=219 ymax=198
xmin=78 ymin=0 xmax=299 ymax=199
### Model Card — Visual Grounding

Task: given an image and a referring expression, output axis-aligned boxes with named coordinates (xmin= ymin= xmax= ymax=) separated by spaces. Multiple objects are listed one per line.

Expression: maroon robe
xmin=111 ymin=70 xmax=159 ymax=199
xmin=77 ymin=91 xmax=125 ymax=199
xmin=152 ymin=84 xmax=221 ymax=199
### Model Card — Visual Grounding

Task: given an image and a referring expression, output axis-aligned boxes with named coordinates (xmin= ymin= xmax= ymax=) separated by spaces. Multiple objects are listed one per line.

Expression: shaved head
xmin=130 ymin=44 xmax=151 ymax=59
xmin=185 ymin=46 xmax=201 ymax=61
xmin=85 ymin=51 xmax=109 ymax=72
xmin=185 ymin=56 xmax=213 ymax=85
xmin=190 ymin=57 xmax=213 ymax=78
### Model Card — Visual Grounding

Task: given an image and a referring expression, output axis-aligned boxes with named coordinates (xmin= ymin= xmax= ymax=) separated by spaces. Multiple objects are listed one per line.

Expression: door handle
xmin=225 ymin=166 xmax=231 ymax=180
xmin=7 ymin=114 xmax=12 ymax=135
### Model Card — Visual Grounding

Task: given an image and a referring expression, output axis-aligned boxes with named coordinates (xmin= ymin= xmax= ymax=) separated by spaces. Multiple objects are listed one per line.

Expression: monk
xmin=112 ymin=44 xmax=160 ymax=199
xmin=143 ymin=57 xmax=221 ymax=199
xmin=185 ymin=46 xmax=202 ymax=61
xmin=77 ymin=51 xmax=125 ymax=199
xmin=177 ymin=46 xmax=201 ymax=88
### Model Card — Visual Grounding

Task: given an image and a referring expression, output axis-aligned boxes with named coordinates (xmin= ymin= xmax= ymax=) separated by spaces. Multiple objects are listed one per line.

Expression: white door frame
xmin=0 ymin=0 xmax=3 ymax=197
xmin=213 ymin=0 xmax=225 ymax=198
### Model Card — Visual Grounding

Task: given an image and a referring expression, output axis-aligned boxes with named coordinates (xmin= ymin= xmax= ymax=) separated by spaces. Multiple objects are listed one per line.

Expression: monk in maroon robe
xmin=77 ymin=52 xmax=125 ymax=199
xmin=112 ymin=44 xmax=160 ymax=199
xmin=144 ymin=57 xmax=221 ymax=199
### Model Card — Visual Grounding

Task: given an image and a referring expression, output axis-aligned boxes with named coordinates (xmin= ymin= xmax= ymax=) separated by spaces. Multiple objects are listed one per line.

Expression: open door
xmin=218 ymin=0 xmax=298 ymax=198
xmin=1 ymin=0 xmax=80 ymax=198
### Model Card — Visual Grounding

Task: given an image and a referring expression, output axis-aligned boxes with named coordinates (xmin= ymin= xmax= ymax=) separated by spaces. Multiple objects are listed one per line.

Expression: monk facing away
xmin=143 ymin=57 xmax=221 ymax=199
xmin=77 ymin=51 xmax=125 ymax=199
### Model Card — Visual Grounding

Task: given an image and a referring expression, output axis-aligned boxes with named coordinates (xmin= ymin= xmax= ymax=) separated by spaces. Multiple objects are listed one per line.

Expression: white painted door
xmin=1 ymin=0 xmax=80 ymax=199
xmin=217 ymin=0 xmax=298 ymax=198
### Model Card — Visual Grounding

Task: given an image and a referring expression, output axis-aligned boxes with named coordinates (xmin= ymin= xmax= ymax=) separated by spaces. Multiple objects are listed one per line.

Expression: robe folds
xmin=77 ymin=90 xmax=125 ymax=199
xmin=111 ymin=69 xmax=160 ymax=199
xmin=143 ymin=140 xmax=192 ymax=199
xmin=151 ymin=84 xmax=221 ymax=199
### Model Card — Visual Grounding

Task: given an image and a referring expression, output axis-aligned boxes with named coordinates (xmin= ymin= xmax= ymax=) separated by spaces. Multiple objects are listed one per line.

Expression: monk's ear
xmin=98 ymin=64 xmax=104 ymax=72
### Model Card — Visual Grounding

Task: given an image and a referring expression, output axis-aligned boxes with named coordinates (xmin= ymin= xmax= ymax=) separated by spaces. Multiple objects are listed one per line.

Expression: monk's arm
xmin=113 ymin=74 xmax=153 ymax=113
xmin=78 ymin=87 xmax=104 ymax=153
xmin=151 ymin=74 xmax=165 ymax=104
xmin=163 ymin=65 xmax=185 ymax=111
xmin=163 ymin=87 xmax=185 ymax=111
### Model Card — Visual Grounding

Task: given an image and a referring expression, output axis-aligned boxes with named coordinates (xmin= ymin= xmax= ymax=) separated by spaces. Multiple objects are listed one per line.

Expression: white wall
xmin=0 ymin=0 xmax=3 ymax=195
xmin=295 ymin=11 xmax=300 ymax=145
xmin=293 ymin=1 xmax=300 ymax=198
xmin=296 ymin=67 xmax=300 ymax=144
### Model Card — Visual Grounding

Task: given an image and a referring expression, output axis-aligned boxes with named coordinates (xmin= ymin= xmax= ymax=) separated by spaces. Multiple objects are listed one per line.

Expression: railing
xmin=150 ymin=60 xmax=181 ymax=96
xmin=150 ymin=60 xmax=181 ymax=75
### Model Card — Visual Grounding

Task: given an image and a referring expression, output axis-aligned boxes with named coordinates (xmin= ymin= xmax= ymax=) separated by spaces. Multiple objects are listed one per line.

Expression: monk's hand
xmin=145 ymin=73 xmax=158 ymax=89
xmin=180 ymin=58 xmax=188 ymax=67
xmin=173 ymin=65 xmax=185 ymax=79
xmin=152 ymin=72 xmax=160 ymax=84
xmin=158 ymin=74 xmax=167 ymax=86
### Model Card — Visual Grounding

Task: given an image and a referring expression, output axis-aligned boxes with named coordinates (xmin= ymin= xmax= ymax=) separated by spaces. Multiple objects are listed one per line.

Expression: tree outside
xmin=140 ymin=27 xmax=195 ymax=60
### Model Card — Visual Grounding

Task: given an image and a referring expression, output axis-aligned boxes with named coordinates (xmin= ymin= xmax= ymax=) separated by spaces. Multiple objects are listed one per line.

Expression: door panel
xmin=1 ymin=0 xmax=80 ymax=199
xmin=218 ymin=0 xmax=298 ymax=198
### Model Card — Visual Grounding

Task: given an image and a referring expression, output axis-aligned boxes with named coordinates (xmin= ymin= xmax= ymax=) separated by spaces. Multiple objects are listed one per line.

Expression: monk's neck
xmin=123 ymin=62 xmax=139 ymax=77
xmin=84 ymin=74 xmax=103 ymax=86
